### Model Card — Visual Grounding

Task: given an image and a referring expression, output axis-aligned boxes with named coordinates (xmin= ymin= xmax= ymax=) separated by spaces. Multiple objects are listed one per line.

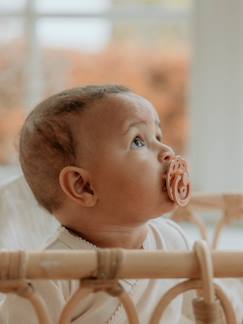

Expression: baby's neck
xmin=65 ymin=223 xmax=148 ymax=249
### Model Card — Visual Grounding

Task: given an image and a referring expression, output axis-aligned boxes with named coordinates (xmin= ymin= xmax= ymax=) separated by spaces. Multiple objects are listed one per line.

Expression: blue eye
xmin=131 ymin=136 xmax=145 ymax=149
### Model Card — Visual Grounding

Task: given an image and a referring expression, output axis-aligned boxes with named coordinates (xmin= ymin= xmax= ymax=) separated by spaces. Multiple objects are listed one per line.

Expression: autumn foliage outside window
xmin=0 ymin=0 xmax=191 ymax=165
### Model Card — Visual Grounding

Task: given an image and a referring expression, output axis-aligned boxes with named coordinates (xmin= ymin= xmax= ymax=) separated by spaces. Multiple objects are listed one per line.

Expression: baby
xmin=0 ymin=85 xmax=193 ymax=323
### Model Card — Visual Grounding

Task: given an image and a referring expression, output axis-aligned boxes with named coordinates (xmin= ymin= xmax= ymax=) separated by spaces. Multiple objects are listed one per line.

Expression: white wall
xmin=189 ymin=0 xmax=243 ymax=192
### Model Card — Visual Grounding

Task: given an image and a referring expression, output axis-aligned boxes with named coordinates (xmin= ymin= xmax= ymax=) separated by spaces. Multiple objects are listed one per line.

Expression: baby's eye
xmin=156 ymin=134 xmax=162 ymax=142
xmin=131 ymin=136 xmax=145 ymax=149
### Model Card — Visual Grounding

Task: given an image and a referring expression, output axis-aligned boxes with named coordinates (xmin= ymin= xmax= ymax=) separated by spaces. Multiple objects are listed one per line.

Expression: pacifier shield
xmin=165 ymin=156 xmax=192 ymax=207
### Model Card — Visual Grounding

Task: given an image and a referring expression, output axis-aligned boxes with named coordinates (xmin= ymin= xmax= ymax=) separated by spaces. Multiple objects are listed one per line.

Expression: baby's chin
xmin=160 ymin=195 xmax=178 ymax=214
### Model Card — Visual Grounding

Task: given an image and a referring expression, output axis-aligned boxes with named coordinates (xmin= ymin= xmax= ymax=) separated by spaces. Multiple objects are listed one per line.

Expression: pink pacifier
xmin=161 ymin=152 xmax=192 ymax=207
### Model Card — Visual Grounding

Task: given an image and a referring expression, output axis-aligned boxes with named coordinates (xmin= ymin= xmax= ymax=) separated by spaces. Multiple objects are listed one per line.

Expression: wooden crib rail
xmin=0 ymin=245 xmax=241 ymax=324
xmin=171 ymin=193 xmax=243 ymax=248
xmin=189 ymin=193 xmax=243 ymax=211
xmin=0 ymin=249 xmax=243 ymax=280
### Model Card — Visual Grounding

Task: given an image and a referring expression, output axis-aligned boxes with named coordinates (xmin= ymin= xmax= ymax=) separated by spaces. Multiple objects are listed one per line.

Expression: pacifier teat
xmin=163 ymin=155 xmax=192 ymax=207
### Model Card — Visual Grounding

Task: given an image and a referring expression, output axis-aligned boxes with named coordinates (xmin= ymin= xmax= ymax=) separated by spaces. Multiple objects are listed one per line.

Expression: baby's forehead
xmin=74 ymin=93 xmax=159 ymax=143
xmin=100 ymin=92 xmax=159 ymax=124
xmin=73 ymin=93 xmax=160 ymax=159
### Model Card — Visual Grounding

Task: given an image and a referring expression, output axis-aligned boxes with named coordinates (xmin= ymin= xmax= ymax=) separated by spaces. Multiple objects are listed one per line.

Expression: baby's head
xmin=19 ymin=85 xmax=177 ymax=231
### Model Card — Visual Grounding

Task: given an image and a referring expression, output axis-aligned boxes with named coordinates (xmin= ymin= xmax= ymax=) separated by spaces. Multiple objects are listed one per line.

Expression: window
xmin=0 ymin=0 xmax=191 ymax=170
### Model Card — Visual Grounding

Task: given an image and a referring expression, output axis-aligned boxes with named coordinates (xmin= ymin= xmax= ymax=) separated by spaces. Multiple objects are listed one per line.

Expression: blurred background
xmin=0 ymin=0 xmax=190 ymax=183
xmin=0 ymin=0 xmax=243 ymax=194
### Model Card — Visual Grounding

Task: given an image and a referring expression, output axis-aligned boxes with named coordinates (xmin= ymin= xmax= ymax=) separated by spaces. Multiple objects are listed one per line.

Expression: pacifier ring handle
xmin=165 ymin=156 xmax=192 ymax=207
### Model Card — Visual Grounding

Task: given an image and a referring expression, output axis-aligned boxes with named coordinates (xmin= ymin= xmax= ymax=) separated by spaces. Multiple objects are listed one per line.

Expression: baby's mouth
xmin=161 ymin=154 xmax=192 ymax=207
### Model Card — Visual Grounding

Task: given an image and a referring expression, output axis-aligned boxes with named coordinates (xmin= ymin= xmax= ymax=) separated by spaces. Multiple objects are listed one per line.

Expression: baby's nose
xmin=158 ymin=147 xmax=175 ymax=163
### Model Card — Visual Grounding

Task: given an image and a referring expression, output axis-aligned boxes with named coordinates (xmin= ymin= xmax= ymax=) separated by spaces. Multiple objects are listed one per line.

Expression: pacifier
xmin=161 ymin=152 xmax=192 ymax=207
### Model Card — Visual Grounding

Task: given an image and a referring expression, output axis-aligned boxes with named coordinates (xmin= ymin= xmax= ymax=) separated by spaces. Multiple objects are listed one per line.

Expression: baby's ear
xmin=59 ymin=166 xmax=97 ymax=207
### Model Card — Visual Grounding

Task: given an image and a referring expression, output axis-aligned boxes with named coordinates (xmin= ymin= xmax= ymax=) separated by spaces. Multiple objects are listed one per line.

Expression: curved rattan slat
xmin=59 ymin=281 xmax=139 ymax=324
xmin=22 ymin=285 xmax=53 ymax=324
xmin=149 ymin=280 xmax=236 ymax=324
xmin=194 ymin=241 xmax=214 ymax=304
xmin=0 ymin=280 xmax=52 ymax=324
xmin=59 ymin=287 xmax=92 ymax=324
xmin=212 ymin=217 xmax=226 ymax=249
xmin=171 ymin=193 xmax=243 ymax=248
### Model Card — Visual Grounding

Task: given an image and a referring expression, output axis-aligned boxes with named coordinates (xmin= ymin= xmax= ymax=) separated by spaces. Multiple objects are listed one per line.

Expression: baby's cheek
xmin=137 ymin=163 xmax=160 ymax=186
xmin=108 ymin=159 xmax=160 ymax=197
xmin=131 ymin=171 xmax=159 ymax=198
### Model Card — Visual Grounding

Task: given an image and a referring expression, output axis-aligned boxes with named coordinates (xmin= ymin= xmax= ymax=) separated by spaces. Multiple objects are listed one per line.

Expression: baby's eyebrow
xmin=123 ymin=121 xmax=146 ymax=135
xmin=123 ymin=119 xmax=161 ymax=135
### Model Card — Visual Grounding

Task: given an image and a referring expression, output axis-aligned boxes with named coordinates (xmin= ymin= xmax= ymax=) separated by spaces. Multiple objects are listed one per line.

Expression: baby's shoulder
xmin=149 ymin=218 xmax=192 ymax=251
xmin=43 ymin=226 xmax=72 ymax=250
